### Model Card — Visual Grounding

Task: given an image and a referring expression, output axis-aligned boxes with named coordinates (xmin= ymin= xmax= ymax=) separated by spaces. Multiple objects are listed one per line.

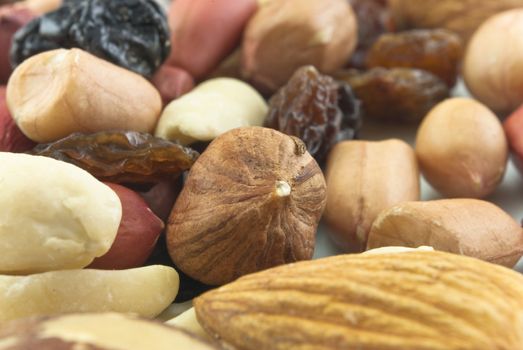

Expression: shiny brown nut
xmin=415 ymin=98 xmax=508 ymax=198
xmin=167 ymin=0 xmax=257 ymax=79
xmin=367 ymin=199 xmax=523 ymax=267
xmin=151 ymin=65 xmax=195 ymax=106
xmin=0 ymin=86 xmax=35 ymax=152
xmin=89 ymin=183 xmax=164 ymax=270
xmin=0 ymin=313 xmax=217 ymax=350
xmin=6 ymin=48 xmax=162 ymax=143
xmin=242 ymin=0 xmax=358 ymax=94
xmin=323 ymin=139 xmax=420 ymax=252
xmin=167 ymin=127 xmax=327 ymax=285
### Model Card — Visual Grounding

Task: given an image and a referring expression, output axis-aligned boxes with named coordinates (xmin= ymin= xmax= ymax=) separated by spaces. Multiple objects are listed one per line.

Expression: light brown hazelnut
xmin=241 ymin=0 xmax=358 ymax=94
xmin=166 ymin=127 xmax=326 ymax=285
xmin=323 ymin=139 xmax=420 ymax=252
xmin=415 ymin=97 xmax=508 ymax=198
xmin=367 ymin=199 xmax=523 ymax=267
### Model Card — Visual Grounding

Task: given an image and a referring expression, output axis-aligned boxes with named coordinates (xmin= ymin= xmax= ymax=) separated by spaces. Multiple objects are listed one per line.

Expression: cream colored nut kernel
xmin=155 ymin=78 xmax=268 ymax=145
xmin=323 ymin=139 xmax=420 ymax=252
xmin=0 ymin=152 xmax=121 ymax=274
xmin=0 ymin=313 xmax=216 ymax=350
xmin=6 ymin=48 xmax=162 ymax=143
xmin=363 ymin=246 xmax=434 ymax=255
xmin=367 ymin=199 xmax=523 ymax=267
xmin=166 ymin=308 xmax=210 ymax=341
xmin=0 ymin=265 xmax=179 ymax=323
xmin=415 ymin=97 xmax=508 ymax=198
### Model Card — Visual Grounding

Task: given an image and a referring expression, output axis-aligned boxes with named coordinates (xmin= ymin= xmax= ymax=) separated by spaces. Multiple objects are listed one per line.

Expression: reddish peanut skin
xmin=0 ymin=5 xmax=35 ymax=84
xmin=504 ymin=104 xmax=523 ymax=173
xmin=167 ymin=0 xmax=257 ymax=79
xmin=151 ymin=65 xmax=194 ymax=105
xmin=138 ymin=180 xmax=181 ymax=223
xmin=89 ymin=183 xmax=164 ymax=270
xmin=0 ymin=86 xmax=35 ymax=152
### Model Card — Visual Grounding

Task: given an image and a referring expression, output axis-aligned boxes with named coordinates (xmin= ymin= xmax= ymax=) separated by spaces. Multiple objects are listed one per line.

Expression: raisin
xmin=336 ymin=67 xmax=449 ymax=123
xmin=11 ymin=0 xmax=170 ymax=77
xmin=365 ymin=29 xmax=463 ymax=87
xmin=265 ymin=65 xmax=362 ymax=163
xmin=30 ymin=131 xmax=199 ymax=184
xmin=347 ymin=0 xmax=395 ymax=69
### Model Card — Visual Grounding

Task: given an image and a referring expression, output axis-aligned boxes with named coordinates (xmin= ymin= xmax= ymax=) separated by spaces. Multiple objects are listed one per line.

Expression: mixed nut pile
xmin=2 ymin=0 xmax=523 ymax=349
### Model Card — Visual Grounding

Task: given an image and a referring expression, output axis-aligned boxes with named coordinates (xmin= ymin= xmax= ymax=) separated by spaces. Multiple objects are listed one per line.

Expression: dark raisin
xmin=336 ymin=67 xmax=449 ymax=123
xmin=365 ymin=29 xmax=463 ymax=87
xmin=265 ymin=65 xmax=362 ymax=162
xmin=347 ymin=0 xmax=395 ymax=69
xmin=11 ymin=0 xmax=170 ymax=77
xmin=29 ymin=131 xmax=199 ymax=184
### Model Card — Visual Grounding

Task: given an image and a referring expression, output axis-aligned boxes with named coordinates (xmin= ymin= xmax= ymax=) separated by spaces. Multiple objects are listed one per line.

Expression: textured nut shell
xmin=0 ymin=313 xmax=216 ymax=350
xmin=367 ymin=199 xmax=523 ymax=267
xmin=167 ymin=127 xmax=326 ymax=285
xmin=415 ymin=98 xmax=508 ymax=198
xmin=6 ymin=48 xmax=162 ymax=143
xmin=155 ymin=78 xmax=268 ymax=145
xmin=241 ymin=0 xmax=357 ymax=93
xmin=0 ymin=265 xmax=178 ymax=323
xmin=195 ymin=251 xmax=523 ymax=350
xmin=324 ymin=139 xmax=420 ymax=252
xmin=464 ymin=9 xmax=523 ymax=114
xmin=0 ymin=152 xmax=121 ymax=274
xmin=390 ymin=0 xmax=523 ymax=42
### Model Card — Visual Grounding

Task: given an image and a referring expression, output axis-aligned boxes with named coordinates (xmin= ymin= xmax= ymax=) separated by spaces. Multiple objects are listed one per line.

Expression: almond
xmin=195 ymin=251 xmax=523 ymax=350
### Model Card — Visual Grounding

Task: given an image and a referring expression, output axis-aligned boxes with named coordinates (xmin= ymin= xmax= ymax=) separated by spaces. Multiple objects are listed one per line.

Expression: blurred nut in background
xmin=503 ymin=104 xmax=523 ymax=175
xmin=367 ymin=199 xmax=523 ymax=267
xmin=242 ymin=0 xmax=358 ymax=94
xmin=167 ymin=127 xmax=326 ymax=285
xmin=6 ymin=48 xmax=162 ymax=143
xmin=415 ymin=98 xmax=508 ymax=198
xmin=155 ymin=78 xmax=267 ymax=145
xmin=464 ymin=8 xmax=523 ymax=115
xmin=390 ymin=0 xmax=523 ymax=43
xmin=167 ymin=0 xmax=257 ymax=79
xmin=324 ymin=139 xmax=419 ymax=252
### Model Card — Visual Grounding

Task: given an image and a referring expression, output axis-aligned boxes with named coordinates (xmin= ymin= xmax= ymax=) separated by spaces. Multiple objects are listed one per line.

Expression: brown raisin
xmin=336 ymin=67 xmax=449 ymax=123
xmin=347 ymin=0 xmax=395 ymax=69
xmin=30 ymin=131 xmax=199 ymax=183
xmin=265 ymin=65 xmax=362 ymax=162
xmin=365 ymin=29 xmax=463 ymax=87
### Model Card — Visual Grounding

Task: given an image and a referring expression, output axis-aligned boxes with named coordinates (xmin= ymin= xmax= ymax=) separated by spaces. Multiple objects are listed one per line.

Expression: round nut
xmin=415 ymin=97 xmax=508 ymax=198
xmin=0 ymin=152 xmax=121 ymax=274
xmin=367 ymin=199 xmax=523 ymax=267
xmin=166 ymin=127 xmax=327 ymax=285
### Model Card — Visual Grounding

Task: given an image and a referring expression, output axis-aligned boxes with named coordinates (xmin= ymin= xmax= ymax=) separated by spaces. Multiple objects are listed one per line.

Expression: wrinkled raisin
xmin=11 ymin=0 xmax=170 ymax=77
xmin=365 ymin=29 xmax=463 ymax=87
xmin=30 ymin=131 xmax=199 ymax=183
xmin=336 ymin=67 xmax=449 ymax=123
xmin=265 ymin=65 xmax=362 ymax=162
xmin=347 ymin=0 xmax=394 ymax=69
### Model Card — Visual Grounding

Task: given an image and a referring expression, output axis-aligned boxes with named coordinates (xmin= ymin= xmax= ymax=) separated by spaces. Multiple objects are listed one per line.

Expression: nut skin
xmin=151 ymin=65 xmax=194 ymax=106
xmin=166 ymin=127 xmax=326 ymax=285
xmin=323 ymin=139 xmax=419 ymax=252
xmin=464 ymin=8 xmax=523 ymax=115
xmin=195 ymin=250 xmax=523 ymax=350
xmin=241 ymin=0 xmax=358 ymax=94
xmin=0 ymin=86 xmax=35 ymax=152
xmin=503 ymin=104 xmax=523 ymax=174
xmin=367 ymin=199 xmax=523 ymax=267
xmin=415 ymin=97 xmax=508 ymax=198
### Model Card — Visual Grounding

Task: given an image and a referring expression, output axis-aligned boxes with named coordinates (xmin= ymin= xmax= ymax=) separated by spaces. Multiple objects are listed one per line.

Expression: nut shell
xmin=167 ymin=127 xmax=326 ymax=285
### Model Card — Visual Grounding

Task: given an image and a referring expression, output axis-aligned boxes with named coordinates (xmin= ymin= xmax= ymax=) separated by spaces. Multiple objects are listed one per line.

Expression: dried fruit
xmin=195 ymin=250 xmax=523 ymax=350
xmin=367 ymin=199 xmax=523 ymax=267
xmin=11 ymin=0 xmax=170 ymax=77
xmin=347 ymin=0 xmax=394 ymax=69
xmin=167 ymin=127 xmax=327 ymax=285
xmin=336 ymin=67 xmax=449 ymax=122
xmin=366 ymin=29 xmax=463 ymax=87
xmin=266 ymin=66 xmax=361 ymax=162
xmin=31 ymin=131 xmax=199 ymax=184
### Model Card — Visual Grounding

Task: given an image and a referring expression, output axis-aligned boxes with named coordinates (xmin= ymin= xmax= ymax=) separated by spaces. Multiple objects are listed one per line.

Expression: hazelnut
xmin=415 ymin=98 xmax=508 ymax=198
xmin=166 ymin=127 xmax=327 ymax=285
xmin=241 ymin=0 xmax=358 ymax=94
